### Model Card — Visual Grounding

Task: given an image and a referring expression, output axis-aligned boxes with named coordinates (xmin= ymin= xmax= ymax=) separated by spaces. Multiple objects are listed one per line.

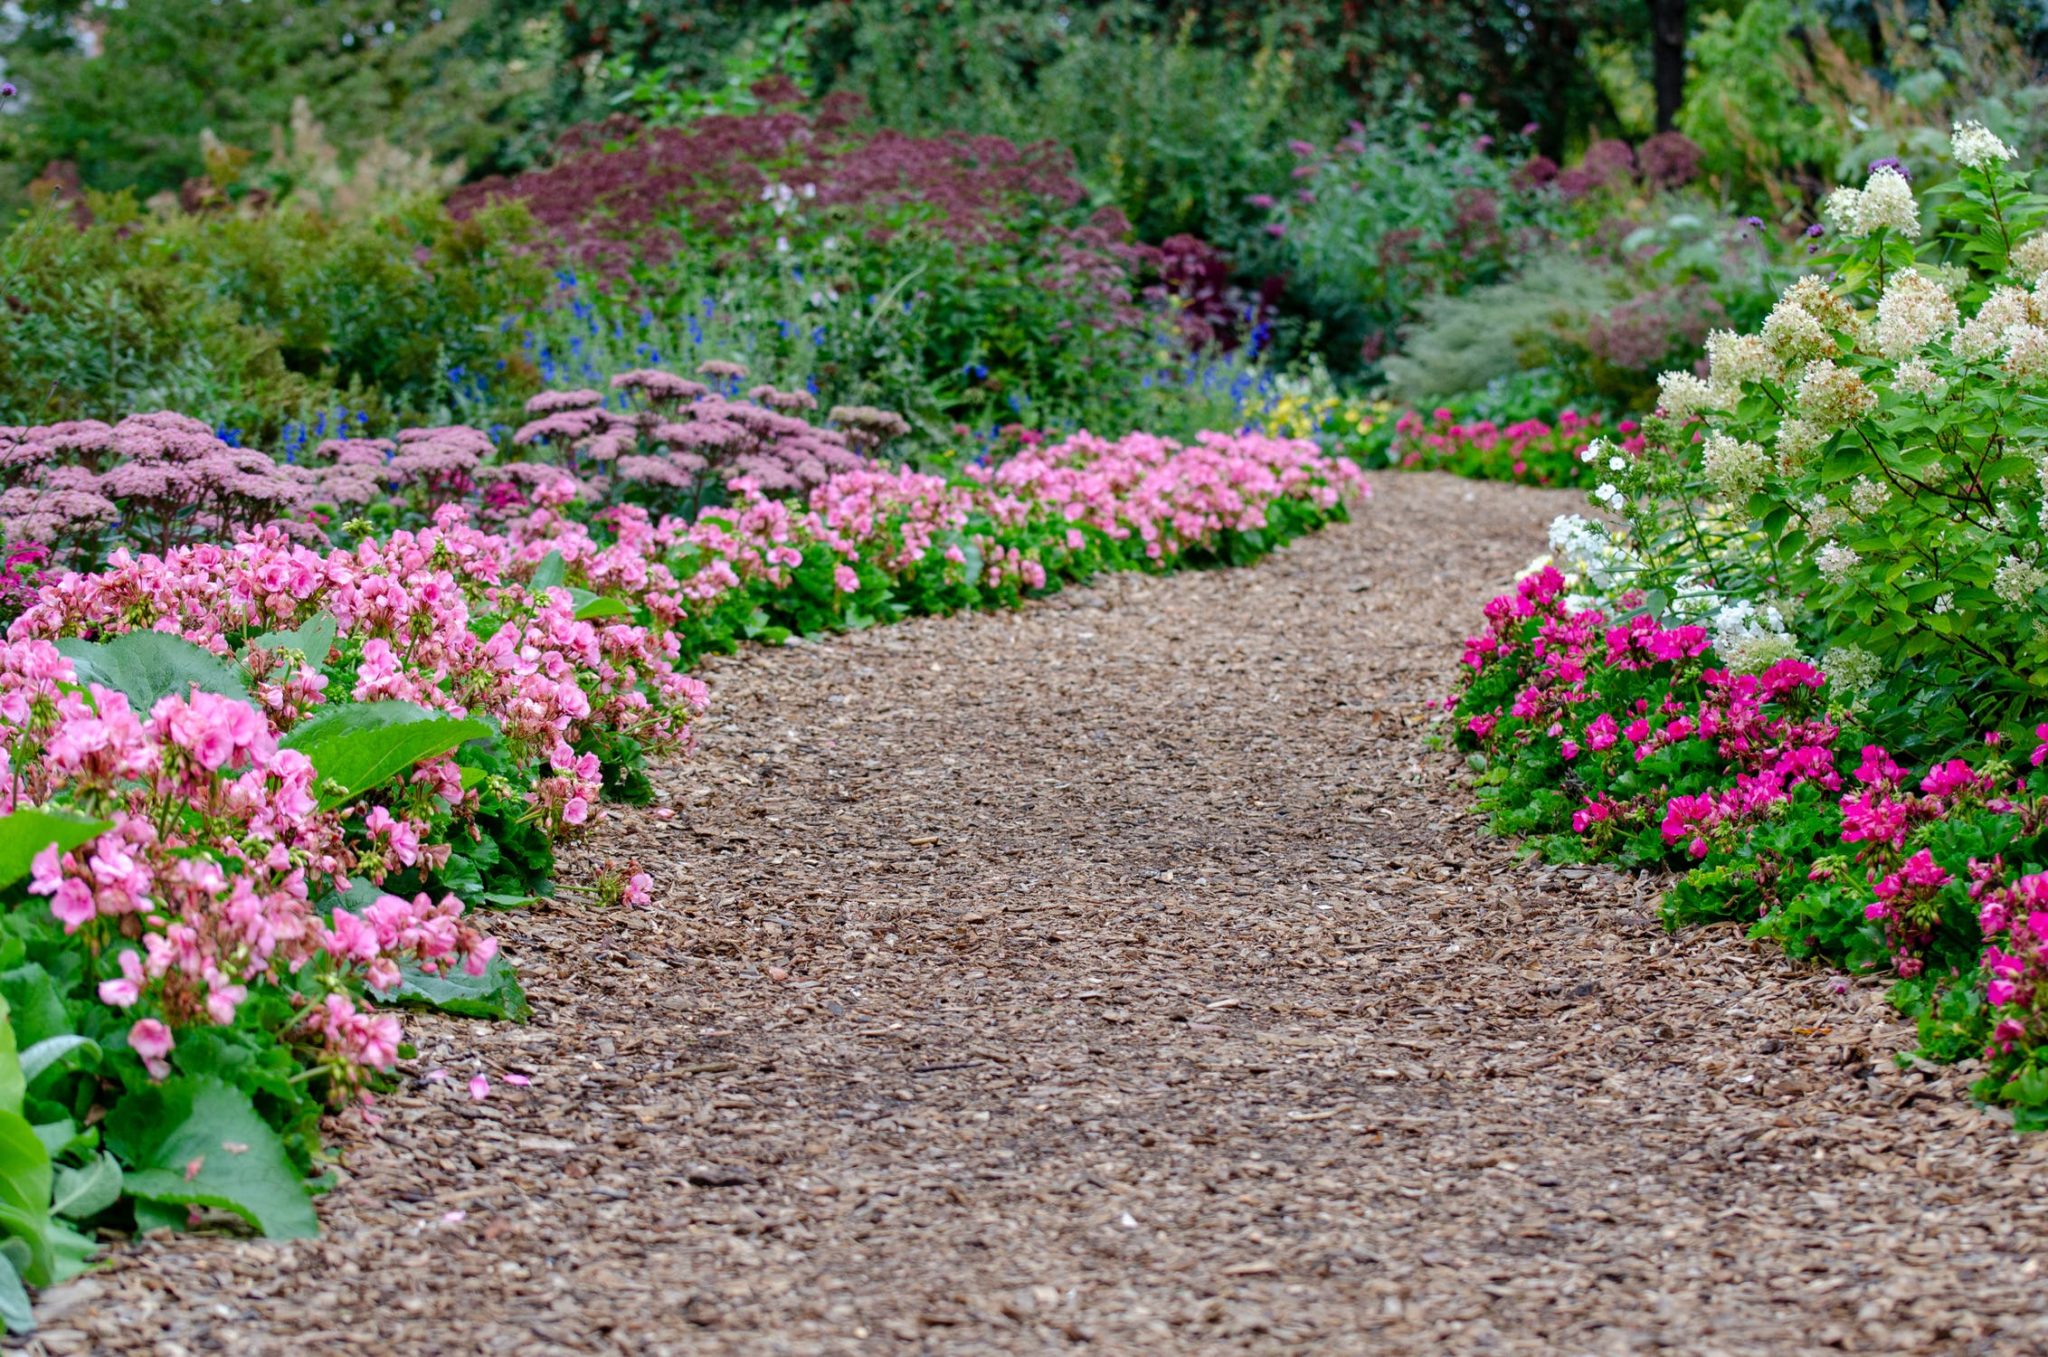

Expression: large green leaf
xmin=106 ymin=1076 xmax=317 ymax=1239
xmin=0 ymin=1252 xmax=30 ymax=1335
xmin=0 ymin=999 xmax=19 ymax=1120
xmin=530 ymin=551 xmax=567 ymax=592
xmin=247 ymin=612 xmax=339 ymax=676
xmin=0 ymin=1110 xmax=64 ymax=1286
xmin=19 ymin=1038 xmax=97 ymax=1093
xmin=569 ymin=588 xmax=632 ymax=621
xmin=0 ymin=968 xmax=70 ymax=1054
xmin=0 ymin=810 xmax=112 ymax=894
xmin=50 ymin=1155 xmax=120 ymax=1221
xmin=280 ymin=701 xmax=492 ymax=809
xmin=55 ymin=632 xmax=249 ymax=711
xmin=371 ymin=954 xmax=529 ymax=1022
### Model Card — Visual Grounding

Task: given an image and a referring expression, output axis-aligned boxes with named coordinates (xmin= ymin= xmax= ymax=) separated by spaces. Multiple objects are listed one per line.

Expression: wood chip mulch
xmin=45 ymin=471 xmax=2048 ymax=1355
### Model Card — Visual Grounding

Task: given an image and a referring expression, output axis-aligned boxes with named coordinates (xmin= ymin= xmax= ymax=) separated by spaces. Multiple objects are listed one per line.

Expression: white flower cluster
xmin=1995 ymin=555 xmax=2048 ymax=606
xmin=1711 ymin=598 xmax=1803 ymax=673
xmin=1954 ymin=286 xmax=2040 ymax=362
xmin=1822 ymin=643 xmax=1882 ymax=697
xmin=2014 ymin=234 xmax=2048 ymax=288
xmin=1701 ymin=432 xmax=1769 ymax=499
xmin=1816 ymin=541 xmax=1859 ymax=583
xmin=1892 ymin=358 xmax=1947 ymax=399
xmin=1655 ymin=370 xmax=1729 ymax=423
xmin=1874 ymin=268 xmax=1958 ymax=358
xmin=2005 ymin=324 xmax=2048 ymax=384
xmin=1705 ymin=330 xmax=1781 ymax=388
xmin=1795 ymin=359 xmax=1878 ymax=428
xmin=1848 ymin=476 xmax=1889 ymax=517
xmin=1952 ymin=120 xmax=2017 ymax=171
xmin=1820 ymin=166 xmax=1920 ymax=240
xmin=1547 ymin=513 xmax=1644 ymax=605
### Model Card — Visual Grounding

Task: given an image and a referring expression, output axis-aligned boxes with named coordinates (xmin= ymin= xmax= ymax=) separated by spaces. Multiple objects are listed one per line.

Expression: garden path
xmin=66 ymin=473 xmax=2048 ymax=1355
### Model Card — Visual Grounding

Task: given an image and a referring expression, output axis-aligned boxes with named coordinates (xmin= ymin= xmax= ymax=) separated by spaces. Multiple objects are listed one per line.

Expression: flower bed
xmin=0 ymin=398 xmax=1364 ymax=1320
xmin=1448 ymin=125 xmax=2048 ymax=1130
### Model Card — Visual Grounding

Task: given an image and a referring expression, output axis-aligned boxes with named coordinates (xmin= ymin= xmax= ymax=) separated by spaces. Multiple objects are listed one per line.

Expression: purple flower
xmin=1805 ymin=223 xmax=1825 ymax=238
xmin=1247 ymin=193 xmax=1275 ymax=209
xmin=1521 ymin=121 xmax=1540 ymax=136
xmin=1745 ymin=216 xmax=1764 ymax=229
xmin=1868 ymin=155 xmax=1908 ymax=179
xmin=0 ymin=83 xmax=15 ymax=99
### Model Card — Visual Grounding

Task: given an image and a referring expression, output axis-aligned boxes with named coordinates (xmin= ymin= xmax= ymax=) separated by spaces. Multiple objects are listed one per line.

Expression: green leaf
xmin=55 ymin=632 xmax=249 ymax=711
xmin=371 ymin=954 xmax=529 ymax=1022
xmin=49 ymin=1155 xmax=119 ymax=1222
xmin=106 ymin=1077 xmax=317 ymax=1239
xmin=18 ymin=1038 xmax=96 ymax=1092
xmin=0 ymin=1000 xmax=20 ymax=1121
xmin=280 ymin=701 xmax=493 ymax=809
xmin=0 ymin=969 xmax=69 ymax=1055
xmin=29 ymin=1120 xmax=91 ymax=1162
xmin=0 ymin=810 xmax=112 ymax=894
xmin=247 ymin=612 xmax=339 ymax=674
xmin=530 ymin=551 xmax=567 ymax=592
xmin=569 ymin=589 xmax=632 ymax=621
xmin=0 ymin=1111 xmax=55 ymax=1284
xmin=0 ymin=1252 xmax=31 ymax=1335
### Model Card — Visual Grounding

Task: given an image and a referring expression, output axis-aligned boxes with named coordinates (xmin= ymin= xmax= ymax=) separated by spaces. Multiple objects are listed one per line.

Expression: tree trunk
xmin=1649 ymin=0 xmax=1687 ymax=132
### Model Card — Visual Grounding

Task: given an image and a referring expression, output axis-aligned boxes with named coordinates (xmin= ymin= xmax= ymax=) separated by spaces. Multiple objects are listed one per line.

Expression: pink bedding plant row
xmin=1375 ymin=407 xmax=1635 ymax=487
xmin=0 ymin=408 xmax=1366 ymax=1246
xmin=1453 ymin=566 xmax=2048 ymax=1123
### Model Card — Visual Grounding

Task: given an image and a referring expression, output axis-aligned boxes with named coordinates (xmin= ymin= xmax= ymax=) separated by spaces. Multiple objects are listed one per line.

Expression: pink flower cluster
xmin=0 ymin=646 xmax=492 ymax=1086
xmin=1391 ymin=408 xmax=1636 ymax=486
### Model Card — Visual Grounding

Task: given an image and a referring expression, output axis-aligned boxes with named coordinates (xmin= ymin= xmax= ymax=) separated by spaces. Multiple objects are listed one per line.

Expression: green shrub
xmin=0 ymin=196 xmax=546 ymax=439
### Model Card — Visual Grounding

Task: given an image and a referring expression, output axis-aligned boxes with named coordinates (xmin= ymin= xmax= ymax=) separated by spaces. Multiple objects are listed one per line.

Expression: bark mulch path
xmin=46 ymin=472 xmax=2048 ymax=1355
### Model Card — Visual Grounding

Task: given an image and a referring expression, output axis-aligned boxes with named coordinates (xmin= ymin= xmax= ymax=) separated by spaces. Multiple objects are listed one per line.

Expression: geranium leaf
xmin=55 ymin=632 xmax=249 ymax=711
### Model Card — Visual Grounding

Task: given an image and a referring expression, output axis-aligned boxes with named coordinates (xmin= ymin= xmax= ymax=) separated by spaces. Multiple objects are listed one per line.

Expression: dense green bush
xmin=0 ymin=195 xmax=545 ymax=439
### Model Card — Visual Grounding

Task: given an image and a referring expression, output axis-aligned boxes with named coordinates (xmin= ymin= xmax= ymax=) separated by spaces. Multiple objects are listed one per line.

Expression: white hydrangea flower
xmin=1795 ymin=359 xmax=1877 ymax=427
xmin=1547 ymin=513 xmax=1644 ymax=603
xmin=1821 ymin=166 xmax=1920 ymax=239
xmin=1701 ymin=432 xmax=1769 ymax=499
xmin=1874 ymin=268 xmax=1958 ymax=357
xmin=1801 ymin=493 xmax=1846 ymax=537
xmin=1776 ymin=416 xmax=1829 ymax=464
xmin=1892 ymin=358 xmax=1947 ymax=399
xmin=1656 ymin=370 xmax=1726 ymax=423
xmin=2012 ymin=234 xmax=2048 ymax=286
xmin=1995 ymin=555 xmax=2048 ymax=605
xmin=1816 ymin=542 xmax=1859 ymax=583
xmin=2004 ymin=323 xmax=2048 ymax=383
xmin=1705 ymin=330 xmax=1782 ymax=388
xmin=1711 ymin=598 xmax=1801 ymax=674
xmin=1953 ymin=120 xmax=2016 ymax=170
xmin=1761 ymin=298 xmax=1833 ymax=367
xmin=1823 ymin=644 xmax=1882 ymax=694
